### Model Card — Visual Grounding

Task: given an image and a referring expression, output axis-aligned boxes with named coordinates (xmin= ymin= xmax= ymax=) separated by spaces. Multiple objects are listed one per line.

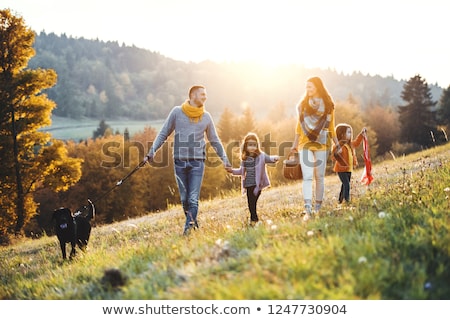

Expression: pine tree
xmin=0 ymin=9 xmax=82 ymax=239
xmin=217 ymin=107 xmax=236 ymax=143
xmin=93 ymin=119 xmax=112 ymax=139
xmin=437 ymin=85 xmax=450 ymax=130
xmin=398 ymin=75 xmax=437 ymax=147
xmin=238 ymin=105 xmax=257 ymax=138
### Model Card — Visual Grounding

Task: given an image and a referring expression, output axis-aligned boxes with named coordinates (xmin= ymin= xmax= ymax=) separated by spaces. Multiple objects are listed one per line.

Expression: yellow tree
xmin=0 ymin=9 xmax=82 ymax=240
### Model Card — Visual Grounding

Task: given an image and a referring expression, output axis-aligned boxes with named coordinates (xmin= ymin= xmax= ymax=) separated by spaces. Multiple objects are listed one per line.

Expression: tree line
xmin=28 ymin=31 xmax=444 ymax=122
xmin=1 ymin=9 xmax=450 ymax=244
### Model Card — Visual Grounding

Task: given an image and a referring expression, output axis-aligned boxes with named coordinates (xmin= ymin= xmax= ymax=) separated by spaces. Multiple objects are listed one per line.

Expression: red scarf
xmin=360 ymin=134 xmax=373 ymax=185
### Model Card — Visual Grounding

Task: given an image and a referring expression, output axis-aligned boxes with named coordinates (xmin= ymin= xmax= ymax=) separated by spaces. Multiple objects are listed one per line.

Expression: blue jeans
xmin=174 ymin=159 xmax=205 ymax=232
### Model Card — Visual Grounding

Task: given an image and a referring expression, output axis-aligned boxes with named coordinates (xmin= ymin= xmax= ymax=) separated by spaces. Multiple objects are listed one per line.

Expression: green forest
xmin=29 ymin=32 xmax=444 ymax=121
xmin=1 ymin=9 xmax=450 ymax=245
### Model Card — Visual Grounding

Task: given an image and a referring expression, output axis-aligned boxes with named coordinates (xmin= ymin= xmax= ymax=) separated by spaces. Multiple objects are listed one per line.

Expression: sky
xmin=3 ymin=0 xmax=450 ymax=87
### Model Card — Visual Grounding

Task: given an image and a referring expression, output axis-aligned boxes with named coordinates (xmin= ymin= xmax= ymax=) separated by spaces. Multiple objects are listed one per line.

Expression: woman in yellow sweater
xmin=291 ymin=77 xmax=341 ymax=220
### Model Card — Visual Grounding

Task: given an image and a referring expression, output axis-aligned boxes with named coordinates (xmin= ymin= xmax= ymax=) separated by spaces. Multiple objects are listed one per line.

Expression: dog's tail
xmin=87 ymin=199 xmax=95 ymax=220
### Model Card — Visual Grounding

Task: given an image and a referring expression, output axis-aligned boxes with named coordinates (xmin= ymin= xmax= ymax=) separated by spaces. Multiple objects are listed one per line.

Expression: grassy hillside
xmin=1 ymin=144 xmax=449 ymax=299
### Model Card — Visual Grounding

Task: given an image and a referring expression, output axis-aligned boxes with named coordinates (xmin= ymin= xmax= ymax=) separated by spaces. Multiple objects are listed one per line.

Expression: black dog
xmin=52 ymin=199 xmax=95 ymax=260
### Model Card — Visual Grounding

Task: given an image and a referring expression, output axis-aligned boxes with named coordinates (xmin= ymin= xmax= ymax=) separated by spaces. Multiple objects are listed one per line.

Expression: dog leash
xmin=75 ymin=160 xmax=147 ymax=213
xmin=115 ymin=160 xmax=147 ymax=186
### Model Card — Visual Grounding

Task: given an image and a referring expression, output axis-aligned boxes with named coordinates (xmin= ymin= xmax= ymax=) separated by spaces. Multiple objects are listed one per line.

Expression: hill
xmin=1 ymin=144 xmax=449 ymax=299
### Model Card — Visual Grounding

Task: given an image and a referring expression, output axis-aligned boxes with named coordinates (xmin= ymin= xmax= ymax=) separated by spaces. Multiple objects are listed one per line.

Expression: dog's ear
xmin=54 ymin=207 xmax=72 ymax=219
xmin=52 ymin=208 xmax=63 ymax=220
xmin=64 ymin=208 xmax=73 ymax=217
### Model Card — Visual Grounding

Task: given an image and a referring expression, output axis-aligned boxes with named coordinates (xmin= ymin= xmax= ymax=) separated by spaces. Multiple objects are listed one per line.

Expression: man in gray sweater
xmin=144 ymin=85 xmax=231 ymax=235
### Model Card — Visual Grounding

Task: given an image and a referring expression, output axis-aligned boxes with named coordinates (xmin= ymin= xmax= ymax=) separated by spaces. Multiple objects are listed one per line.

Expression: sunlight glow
xmin=3 ymin=0 xmax=450 ymax=86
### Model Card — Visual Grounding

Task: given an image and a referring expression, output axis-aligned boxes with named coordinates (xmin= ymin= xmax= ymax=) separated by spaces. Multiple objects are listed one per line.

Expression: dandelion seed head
xmin=378 ymin=211 xmax=386 ymax=218
xmin=358 ymin=256 xmax=367 ymax=264
xmin=307 ymin=230 xmax=314 ymax=237
xmin=266 ymin=219 xmax=273 ymax=225
xmin=270 ymin=225 xmax=277 ymax=230
xmin=348 ymin=216 xmax=354 ymax=221
xmin=424 ymin=282 xmax=432 ymax=290
xmin=444 ymin=187 xmax=450 ymax=193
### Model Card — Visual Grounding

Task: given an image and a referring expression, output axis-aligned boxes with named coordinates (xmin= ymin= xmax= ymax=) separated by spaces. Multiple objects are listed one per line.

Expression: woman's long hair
xmin=297 ymin=76 xmax=335 ymax=116
xmin=241 ymin=132 xmax=261 ymax=161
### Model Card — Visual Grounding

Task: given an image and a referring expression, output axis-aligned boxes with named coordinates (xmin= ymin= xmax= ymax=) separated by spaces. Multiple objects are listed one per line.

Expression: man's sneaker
xmin=183 ymin=221 xmax=199 ymax=236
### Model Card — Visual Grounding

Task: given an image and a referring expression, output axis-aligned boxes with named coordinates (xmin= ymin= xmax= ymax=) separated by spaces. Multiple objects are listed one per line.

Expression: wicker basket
xmin=283 ymin=152 xmax=302 ymax=180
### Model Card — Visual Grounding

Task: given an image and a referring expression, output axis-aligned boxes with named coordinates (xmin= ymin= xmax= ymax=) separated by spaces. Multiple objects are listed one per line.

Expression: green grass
xmin=1 ymin=144 xmax=449 ymax=299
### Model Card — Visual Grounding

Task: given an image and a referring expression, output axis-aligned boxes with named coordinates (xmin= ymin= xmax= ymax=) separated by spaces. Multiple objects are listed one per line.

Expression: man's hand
xmin=144 ymin=155 xmax=153 ymax=163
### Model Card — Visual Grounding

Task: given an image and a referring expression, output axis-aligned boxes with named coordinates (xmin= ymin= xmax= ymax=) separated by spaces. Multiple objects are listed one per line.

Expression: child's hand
xmin=225 ymin=166 xmax=233 ymax=173
xmin=273 ymin=156 xmax=280 ymax=162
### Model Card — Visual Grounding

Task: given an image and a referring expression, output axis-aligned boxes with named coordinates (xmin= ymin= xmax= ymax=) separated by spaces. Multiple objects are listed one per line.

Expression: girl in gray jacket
xmin=228 ymin=132 xmax=279 ymax=226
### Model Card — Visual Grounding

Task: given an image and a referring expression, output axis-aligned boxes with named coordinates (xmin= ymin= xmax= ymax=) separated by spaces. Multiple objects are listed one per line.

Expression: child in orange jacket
xmin=331 ymin=124 xmax=367 ymax=204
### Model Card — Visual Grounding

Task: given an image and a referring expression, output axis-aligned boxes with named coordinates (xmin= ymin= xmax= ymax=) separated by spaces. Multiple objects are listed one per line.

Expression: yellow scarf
xmin=181 ymin=99 xmax=204 ymax=123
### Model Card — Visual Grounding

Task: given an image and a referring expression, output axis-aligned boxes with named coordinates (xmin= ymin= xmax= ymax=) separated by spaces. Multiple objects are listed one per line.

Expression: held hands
xmin=224 ymin=162 xmax=233 ymax=173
